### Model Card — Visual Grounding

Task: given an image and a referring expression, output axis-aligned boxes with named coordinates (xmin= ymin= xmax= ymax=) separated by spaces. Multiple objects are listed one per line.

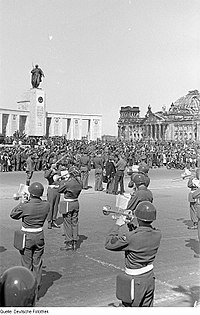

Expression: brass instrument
xmin=102 ymin=205 xmax=133 ymax=220
xmin=13 ymin=184 xmax=30 ymax=202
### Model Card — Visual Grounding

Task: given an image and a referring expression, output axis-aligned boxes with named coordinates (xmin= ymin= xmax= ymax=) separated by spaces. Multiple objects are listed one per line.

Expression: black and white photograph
xmin=0 ymin=0 xmax=200 ymax=311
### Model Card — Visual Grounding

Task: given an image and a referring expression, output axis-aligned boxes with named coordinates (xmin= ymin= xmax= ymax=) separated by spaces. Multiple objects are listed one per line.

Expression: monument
xmin=0 ymin=65 xmax=102 ymax=140
xmin=29 ymin=65 xmax=46 ymax=136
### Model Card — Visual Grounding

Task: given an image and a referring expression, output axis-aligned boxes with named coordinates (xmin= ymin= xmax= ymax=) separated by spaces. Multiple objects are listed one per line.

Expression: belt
xmin=125 ymin=264 xmax=153 ymax=275
xmin=21 ymin=227 xmax=43 ymax=233
xmin=48 ymin=185 xmax=59 ymax=188
xmin=64 ymin=198 xmax=78 ymax=202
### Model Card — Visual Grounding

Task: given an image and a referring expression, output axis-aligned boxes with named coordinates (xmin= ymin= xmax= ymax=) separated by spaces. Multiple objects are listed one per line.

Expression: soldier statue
xmin=31 ymin=65 xmax=45 ymax=88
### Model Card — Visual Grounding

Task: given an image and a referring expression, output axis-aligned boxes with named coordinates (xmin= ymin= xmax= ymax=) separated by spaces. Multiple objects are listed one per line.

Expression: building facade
xmin=0 ymin=88 xmax=102 ymax=141
xmin=117 ymin=90 xmax=200 ymax=142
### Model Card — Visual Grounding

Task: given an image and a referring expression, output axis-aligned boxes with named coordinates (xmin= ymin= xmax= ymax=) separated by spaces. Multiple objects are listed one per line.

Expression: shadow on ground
xmin=0 ymin=246 xmax=7 ymax=253
xmin=38 ymin=270 xmax=62 ymax=300
xmin=172 ymin=285 xmax=200 ymax=307
xmin=176 ymin=217 xmax=193 ymax=228
xmin=185 ymin=238 xmax=200 ymax=255
xmin=76 ymin=235 xmax=88 ymax=250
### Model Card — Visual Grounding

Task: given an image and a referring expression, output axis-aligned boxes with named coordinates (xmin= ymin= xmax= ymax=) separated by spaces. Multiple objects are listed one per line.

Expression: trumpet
xmin=102 ymin=205 xmax=133 ymax=220
xmin=13 ymin=192 xmax=30 ymax=202
xmin=13 ymin=184 xmax=30 ymax=202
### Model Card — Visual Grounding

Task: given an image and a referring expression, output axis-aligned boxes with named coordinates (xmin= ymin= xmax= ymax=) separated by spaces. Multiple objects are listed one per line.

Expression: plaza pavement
xmin=0 ymin=168 xmax=199 ymax=307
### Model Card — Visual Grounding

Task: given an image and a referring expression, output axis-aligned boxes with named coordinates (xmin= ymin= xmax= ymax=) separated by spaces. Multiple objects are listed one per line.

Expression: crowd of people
xmin=1 ymin=137 xmax=200 ymax=173
xmin=1 ymin=136 xmax=200 ymax=307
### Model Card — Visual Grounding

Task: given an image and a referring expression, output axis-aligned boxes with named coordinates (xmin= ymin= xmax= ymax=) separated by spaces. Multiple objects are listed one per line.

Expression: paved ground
xmin=0 ymin=167 xmax=200 ymax=308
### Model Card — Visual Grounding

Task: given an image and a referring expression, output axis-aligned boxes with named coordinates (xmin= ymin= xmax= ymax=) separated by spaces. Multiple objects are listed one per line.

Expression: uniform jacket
xmin=79 ymin=155 xmax=91 ymax=171
xmin=93 ymin=155 xmax=104 ymax=169
xmin=188 ymin=176 xmax=199 ymax=202
xmin=127 ymin=186 xmax=153 ymax=212
xmin=105 ymin=224 xmax=161 ymax=269
xmin=58 ymin=177 xmax=82 ymax=200
xmin=115 ymin=158 xmax=127 ymax=171
xmin=192 ymin=189 xmax=200 ymax=218
xmin=10 ymin=197 xmax=50 ymax=229
xmin=25 ymin=157 xmax=34 ymax=172
xmin=44 ymin=168 xmax=58 ymax=185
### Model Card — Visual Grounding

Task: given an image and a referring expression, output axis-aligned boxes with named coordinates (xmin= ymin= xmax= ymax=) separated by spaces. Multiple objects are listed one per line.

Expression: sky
xmin=0 ymin=0 xmax=200 ymax=136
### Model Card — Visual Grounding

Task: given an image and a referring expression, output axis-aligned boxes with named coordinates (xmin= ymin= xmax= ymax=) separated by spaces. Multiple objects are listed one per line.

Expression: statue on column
xmin=31 ymin=65 xmax=45 ymax=88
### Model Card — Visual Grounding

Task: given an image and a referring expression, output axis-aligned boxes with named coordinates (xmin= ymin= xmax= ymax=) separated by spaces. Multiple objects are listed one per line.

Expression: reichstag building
xmin=117 ymin=90 xmax=200 ymax=142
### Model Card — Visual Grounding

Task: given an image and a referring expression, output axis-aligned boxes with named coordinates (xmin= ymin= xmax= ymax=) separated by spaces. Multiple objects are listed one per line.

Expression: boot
xmin=188 ymin=223 xmax=198 ymax=230
xmin=48 ymin=222 xmax=52 ymax=229
xmin=60 ymin=241 xmax=73 ymax=251
xmin=72 ymin=240 xmax=77 ymax=251
xmin=52 ymin=221 xmax=60 ymax=228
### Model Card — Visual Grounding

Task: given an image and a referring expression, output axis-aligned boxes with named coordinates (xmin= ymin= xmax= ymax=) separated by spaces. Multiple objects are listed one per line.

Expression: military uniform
xmin=187 ymin=177 xmax=198 ymax=229
xmin=10 ymin=197 xmax=50 ymax=287
xmin=191 ymin=189 xmax=200 ymax=257
xmin=127 ymin=186 xmax=153 ymax=212
xmin=25 ymin=155 xmax=34 ymax=186
xmin=105 ymin=221 xmax=161 ymax=306
xmin=113 ymin=156 xmax=127 ymax=195
xmin=58 ymin=175 xmax=82 ymax=248
xmin=93 ymin=153 xmax=104 ymax=191
xmin=44 ymin=167 xmax=60 ymax=229
xmin=79 ymin=153 xmax=91 ymax=189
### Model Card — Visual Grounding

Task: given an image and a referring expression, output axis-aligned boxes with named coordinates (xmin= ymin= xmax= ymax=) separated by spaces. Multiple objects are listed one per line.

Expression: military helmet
xmin=28 ymin=182 xmax=44 ymax=197
xmin=138 ymin=164 xmax=149 ymax=174
xmin=133 ymin=174 xmax=146 ymax=187
xmin=0 ymin=266 xmax=37 ymax=306
xmin=68 ymin=166 xmax=80 ymax=177
xmin=128 ymin=172 xmax=137 ymax=188
xmin=135 ymin=201 xmax=156 ymax=222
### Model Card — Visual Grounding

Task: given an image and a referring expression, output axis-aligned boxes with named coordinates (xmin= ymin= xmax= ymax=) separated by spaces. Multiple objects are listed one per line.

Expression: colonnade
xmin=143 ymin=123 xmax=166 ymax=140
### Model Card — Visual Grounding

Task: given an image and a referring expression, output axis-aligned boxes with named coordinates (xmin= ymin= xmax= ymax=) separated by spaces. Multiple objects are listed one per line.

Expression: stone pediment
xmin=144 ymin=111 xmax=165 ymax=124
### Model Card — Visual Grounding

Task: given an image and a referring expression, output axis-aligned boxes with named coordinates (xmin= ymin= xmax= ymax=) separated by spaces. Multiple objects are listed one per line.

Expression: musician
xmin=10 ymin=182 xmax=50 ymax=293
xmin=58 ymin=166 xmax=83 ymax=251
xmin=0 ymin=266 xmax=37 ymax=306
xmin=44 ymin=159 xmax=61 ymax=229
xmin=128 ymin=165 xmax=150 ymax=192
xmin=187 ymin=168 xmax=200 ymax=230
xmin=105 ymin=201 xmax=161 ymax=307
xmin=126 ymin=173 xmax=153 ymax=230
xmin=127 ymin=174 xmax=153 ymax=212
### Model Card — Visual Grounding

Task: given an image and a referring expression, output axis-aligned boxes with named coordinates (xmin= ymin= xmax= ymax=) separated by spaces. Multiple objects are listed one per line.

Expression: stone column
xmin=28 ymin=88 xmax=46 ymax=136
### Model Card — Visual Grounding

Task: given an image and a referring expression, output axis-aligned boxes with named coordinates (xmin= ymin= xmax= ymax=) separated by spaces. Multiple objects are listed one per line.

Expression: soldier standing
xmin=25 ymin=152 xmax=34 ymax=186
xmin=44 ymin=159 xmax=61 ymax=229
xmin=58 ymin=166 xmax=83 ymax=251
xmin=93 ymin=151 xmax=104 ymax=191
xmin=105 ymin=201 xmax=161 ymax=307
xmin=79 ymin=150 xmax=91 ymax=189
xmin=187 ymin=168 xmax=199 ymax=230
xmin=113 ymin=154 xmax=127 ymax=195
xmin=10 ymin=182 xmax=50 ymax=293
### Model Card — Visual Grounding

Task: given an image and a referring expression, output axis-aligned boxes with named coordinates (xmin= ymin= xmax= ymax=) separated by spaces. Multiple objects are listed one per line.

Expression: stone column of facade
xmin=6 ymin=114 xmax=12 ymax=136
xmin=66 ymin=118 xmax=72 ymax=139
xmin=151 ymin=124 xmax=153 ymax=140
xmin=157 ymin=124 xmax=160 ymax=140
